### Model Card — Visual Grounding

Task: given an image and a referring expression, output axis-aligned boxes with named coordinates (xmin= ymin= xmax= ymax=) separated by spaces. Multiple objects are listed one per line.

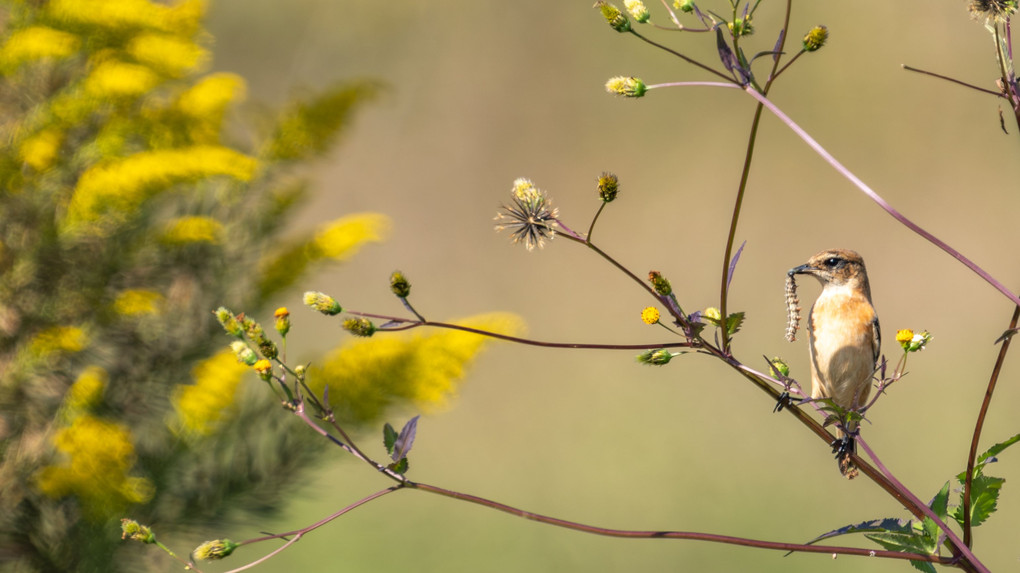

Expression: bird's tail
xmin=834 ymin=423 xmax=859 ymax=479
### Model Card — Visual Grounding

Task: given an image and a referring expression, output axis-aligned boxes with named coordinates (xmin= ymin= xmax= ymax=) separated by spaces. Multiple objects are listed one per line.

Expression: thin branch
xmin=628 ymin=28 xmax=737 ymax=84
xmin=408 ymin=480 xmax=954 ymax=564
xmin=649 ymin=80 xmax=1020 ymax=307
xmin=225 ymin=487 xmax=401 ymax=573
xmin=350 ymin=312 xmax=695 ymax=351
xmin=963 ymin=304 xmax=1020 ymax=547
xmin=901 ymin=65 xmax=1004 ymax=97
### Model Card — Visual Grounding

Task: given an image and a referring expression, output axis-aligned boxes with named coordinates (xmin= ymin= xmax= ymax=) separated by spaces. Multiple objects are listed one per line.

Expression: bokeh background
xmin=171 ymin=1 xmax=1020 ymax=571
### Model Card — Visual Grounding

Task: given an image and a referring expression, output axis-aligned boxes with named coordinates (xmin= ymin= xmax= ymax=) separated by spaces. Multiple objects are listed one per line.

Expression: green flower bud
xmin=769 ymin=357 xmax=790 ymax=378
xmin=648 ymin=271 xmax=672 ymax=296
xmin=605 ymin=76 xmax=647 ymax=98
xmin=343 ymin=317 xmax=376 ymax=337
xmin=673 ymin=0 xmax=695 ymax=13
xmin=597 ymin=172 xmax=619 ymax=202
xmin=390 ymin=271 xmax=411 ymax=298
xmin=120 ymin=519 xmax=156 ymax=544
xmin=624 ymin=0 xmax=650 ymax=23
xmin=193 ymin=539 xmax=239 ymax=561
xmin=728 ymin=18 xmax=753 ymax=36
xmin=596 ymin=1 xmax=631 ymax=32
xmin=303 ymin=291 xmax=343 ymax=315
xmin=213 ymin=307 xmax=243 ymax=338
xmin=230 ymin=341 xmax=258 ymax=366
xmin=802 ymin=26 xmax=828 ymax=52
xmin=637 ymin=348 xmax=674 ymax=365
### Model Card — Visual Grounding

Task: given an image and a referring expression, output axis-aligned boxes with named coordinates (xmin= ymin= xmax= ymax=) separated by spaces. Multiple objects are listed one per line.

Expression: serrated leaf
xmin=391 ymin=415 xmax=419 ymax=462
xmin=908 ymin=559 xmax=938 ymax=573
xmin=383 ymin=423 xmax=398 ymax=455
xmin=952 ymin=474 xmax=1005 ymax=527
xmin=928 ymin=481 xmax=950 ymax=521
xmin=725 ymin=312 xmax=745 ymax=336
xmin=864 ymin=531 xmax=933 ymax=555
xmin=976 ymin=433 xmax=1020 ymax=466
xmin=919 ymin=516 xmax=939 ymax=550
xmin=796 ymin=517 xmax=913 ymax=550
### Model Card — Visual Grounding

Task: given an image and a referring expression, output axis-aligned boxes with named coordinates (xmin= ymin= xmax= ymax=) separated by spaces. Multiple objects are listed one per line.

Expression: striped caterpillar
xmin=784 ymin=273 xmax=801 ymax=342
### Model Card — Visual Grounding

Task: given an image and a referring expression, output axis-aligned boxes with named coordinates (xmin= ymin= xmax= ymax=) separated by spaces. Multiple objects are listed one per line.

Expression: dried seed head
xmin=784 ymin=273 xmax=801 ymax=342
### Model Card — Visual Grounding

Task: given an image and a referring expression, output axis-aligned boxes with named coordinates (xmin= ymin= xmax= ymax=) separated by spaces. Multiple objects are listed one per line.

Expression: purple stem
xmin=856 ymin=437 xmax=989 ymax=573
xmin=648 ymin=81 xmax=1020 ymax=308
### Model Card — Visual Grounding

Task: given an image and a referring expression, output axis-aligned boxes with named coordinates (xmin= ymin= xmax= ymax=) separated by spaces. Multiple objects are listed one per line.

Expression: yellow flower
xmin=170 ymin=349 xmax=248 ymax=436
xmin=28 ymin=325 xmax=87 ymax=358
xmin=113 ymin=289 xmax=164 ymax=316
xmin=83 ymin=60 xmax=161 ymax=98
xmin=127 ymin=32 xmax=208 ymax=77
xmin=176 ymin=73 xmax=245 ymax=142
xmin=63 ymin=366 xmax=108 ymax=415
xmin=704 ymin=307 xmax=722 ymax=322
xmin=44 ymin=0 xmax=205 ymax=35
xmin=253 ymin=359 xmax=273 ymax=380
xmin=641 ymin=306 xmax=660 ymax=324
xmin=311 ymin=213 xmax=391 ymax=260
xmin=274 ymin=307 xmax=290 ymax=336
xmin=162 ymin=216 xmax=223 ymax=244
xmin=19 ymin=128 xmax=64 ymax=171
xmin=895 ymin=329 xmax=914 ymax=346
xmin=0 ymin=26 xmax=79 ymax=71
xmin=35 ymin=415 xmax=154 ymax=521
xmin=65 ymin=145 xmax=258 ymax=233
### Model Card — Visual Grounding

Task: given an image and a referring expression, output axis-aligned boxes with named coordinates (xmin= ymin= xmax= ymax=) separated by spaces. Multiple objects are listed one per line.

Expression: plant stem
xmin=351 ymin=312 xmax=695 ymax=351
xmin=718 ymin=102 xmax=763 ymax=354
xmin=226 ymin=486 xmax=400 ymax=573
xmin=718 ymin=0 xmax=792 ymax=354
xmin=406 ymin=481 xmax=954 ymax=564
xmin=857 ymin=437 xmax=988 ymax=573
xmin=963 ymin=304 xmax=1020 ymax=547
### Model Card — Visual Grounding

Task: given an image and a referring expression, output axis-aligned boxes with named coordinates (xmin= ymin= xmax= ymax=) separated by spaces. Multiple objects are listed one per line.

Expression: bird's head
xmin=788 ymin=249 xmax=870 ymax=292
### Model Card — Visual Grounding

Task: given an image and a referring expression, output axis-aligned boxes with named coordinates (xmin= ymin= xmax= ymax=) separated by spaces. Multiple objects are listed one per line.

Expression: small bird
xmin=789 ymin=249 xmax=880 ymax=478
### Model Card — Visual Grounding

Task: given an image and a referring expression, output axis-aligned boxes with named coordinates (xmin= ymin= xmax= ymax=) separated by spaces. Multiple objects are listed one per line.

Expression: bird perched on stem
xmin=788 ymin=249 xmax=880 ymax=479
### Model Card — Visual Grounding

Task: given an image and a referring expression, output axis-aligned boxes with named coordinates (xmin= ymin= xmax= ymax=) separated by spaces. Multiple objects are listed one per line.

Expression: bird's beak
xmin=788 ymin=263 xmax=812 ymax=277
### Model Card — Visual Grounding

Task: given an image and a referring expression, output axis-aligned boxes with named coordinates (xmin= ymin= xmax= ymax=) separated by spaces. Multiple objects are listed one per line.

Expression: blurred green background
xmin=167 ymin=1 xmax=1020 ymax=571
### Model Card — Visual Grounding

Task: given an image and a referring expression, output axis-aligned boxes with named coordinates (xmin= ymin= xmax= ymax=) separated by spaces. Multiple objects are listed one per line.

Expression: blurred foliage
xmin=310 ymin=312 xmax=526 ymax=425
xmin=0 ymin=0 xmax=505 ymax=571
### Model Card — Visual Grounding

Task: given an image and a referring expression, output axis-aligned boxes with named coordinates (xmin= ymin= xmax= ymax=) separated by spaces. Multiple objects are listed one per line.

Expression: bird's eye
xmin=824 ymin=257 xmax=844 ymax=269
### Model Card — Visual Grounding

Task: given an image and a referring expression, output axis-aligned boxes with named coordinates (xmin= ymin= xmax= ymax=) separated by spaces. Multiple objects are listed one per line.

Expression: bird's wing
xmin=871 ymin=315 xmax=881 ymax=366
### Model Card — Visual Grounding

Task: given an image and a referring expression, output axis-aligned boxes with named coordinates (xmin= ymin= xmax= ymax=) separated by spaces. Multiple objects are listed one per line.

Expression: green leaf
xmin=928 ymin=480 xmax=950 ymax=521
xmin=383 ymin=422 xmax=398 ymax=455
xmin=950 ymin=433 xmax=1018 ymax=528
xmin=976 ymin=433 xmax=1020 ymax=466
xmin=908 ymin=559 xmax=938 ymax=573
xmin=952 ymin=474 xmax=1005 ymax=528
xmin=388 ymin=457 xmax=409 ymax=475
xmin=796 ymin=517 xmax=913 ymax=550
xmin=864 ymin=531 xmax=932 ymax=555
xmin=725 ymin=312 xmax=745 ymax=336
